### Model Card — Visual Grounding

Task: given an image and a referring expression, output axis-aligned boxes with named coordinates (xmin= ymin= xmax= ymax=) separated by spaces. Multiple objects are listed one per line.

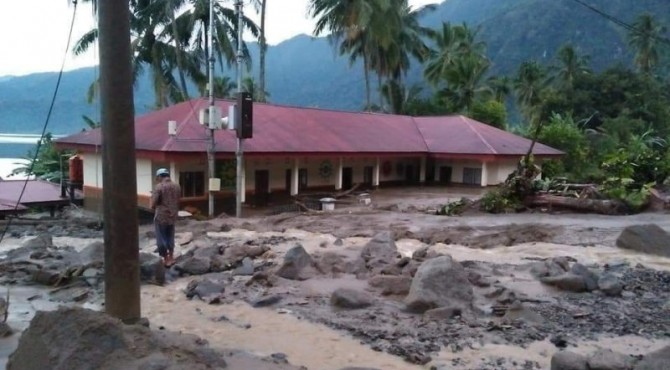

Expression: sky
xmin=0 ymin=0 xmax=438 ymax=77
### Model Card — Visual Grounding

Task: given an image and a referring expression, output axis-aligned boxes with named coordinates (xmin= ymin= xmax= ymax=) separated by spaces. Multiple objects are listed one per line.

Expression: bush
xmin=479 ymin=190 xmax=518 ymax=213
xmin=470 ymin=100 xmax=507 ymax=129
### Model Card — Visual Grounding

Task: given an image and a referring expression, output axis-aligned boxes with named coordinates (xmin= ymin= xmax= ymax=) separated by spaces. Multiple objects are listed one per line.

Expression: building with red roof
xmin=56 ymin=98 xmax=562 ymax=213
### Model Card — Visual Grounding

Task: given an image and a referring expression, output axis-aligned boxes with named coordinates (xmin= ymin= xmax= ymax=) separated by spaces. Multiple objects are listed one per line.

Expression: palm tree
xmin=212 ymin=76 xmax=236 ymax=98
xmin=548 ymin=44 xmax=591 ymax=90
xmin=488 ymin=75 xmax=512 ymax=103
xmin=251 ymin=0 xmax=268 ymax=102
xmin=423 ymin=22 xmax=485 ymax=87
xmin=380 ymin=80 xmax=423 ymax=114
xmin=628 ymin=14 xmax=667 ymax=74
xmin=242 ymin=76 xmax=270 ymax=101
xmin=437 ymin=55 xmax=491 ymax=113
xmin=514 ymin=60 xmax=547 ymax=121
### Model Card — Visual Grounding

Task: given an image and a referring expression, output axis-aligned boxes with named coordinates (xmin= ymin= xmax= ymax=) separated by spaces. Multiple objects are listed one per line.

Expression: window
xmin=462 ymin=167 xmax=482 ymax=185
xmin=180 ymin=171 xmax=205 ymax=197
xmin=299 ymin=168 xmax=308 ymax=190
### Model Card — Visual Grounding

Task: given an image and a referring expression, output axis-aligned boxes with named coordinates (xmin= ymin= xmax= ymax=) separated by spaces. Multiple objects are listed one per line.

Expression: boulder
xmin=185 ymin=279 xmax=225 ymax=304
xmin=6 ymin=234 xmax=53 ymax=260
xmin=331 ymin=288 xmax=373 ymax=309
xmin=317 ymin=252 xmax=348 ymax=276
xmin=530 ymin=258 xmax=569 ymax=278
xmin=79 ymin=241 xmax=105 ymax=265
xmin=550 ymin=351 xmax=588 ymax=370
xmin=139 ymin=253 xmax=165 ymax=284
xmin=193 ymin=245 xmax=222 ymax=260
xmin=367 ymin=275 xmax=411 ymax=296
xmin=32 ymin=269 xmax=60 ymax=286
xmin=354 ymin=231 xmax=399 ymax=276
xmin=175 ymin=256 xmax=211 ymax=275
xmin=635 ymin=345 xmax=670 ymax=370
xmin=616 ymin=224 xmax=670 ymax=258
xmin=598 ymin=274 xmax=624 ymax=297
xmin=587 ymin=349 xmax=635 ymax=370
xmin=233 ymin=257 xmax=255 ymax=276
xmin=252 ymin=295 xmax=283 ymax=308
xmin=541 ymin=273 xmax=588 ymax=292
xmin=404 ymin=255 xmax=473 ymax=313
xmin=20 ymin=233 xmax=53 ymax=249
xmin=276 ymin=244 xmax=316 ymax=281
xmin=570 ymin=263 xmax=599 ymax=291
xmin=0 ymin=322 xmax=12 ymax=337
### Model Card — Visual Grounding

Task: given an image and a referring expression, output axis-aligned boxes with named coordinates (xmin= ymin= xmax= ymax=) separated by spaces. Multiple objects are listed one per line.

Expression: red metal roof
xmin=415 ymin=116 xmax=563 ymax=156
xmin=0 ymin=198 xmax=28 ymax=212
xmin=0 ymin=180 xmax=80 ymax=206
xmin=56 ymin=98 xmax=562 ymax=157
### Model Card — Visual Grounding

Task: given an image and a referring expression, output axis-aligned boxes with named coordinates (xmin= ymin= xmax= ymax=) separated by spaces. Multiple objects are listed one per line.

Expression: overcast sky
xmin=0 ymin=0 xmax=438 ymax=77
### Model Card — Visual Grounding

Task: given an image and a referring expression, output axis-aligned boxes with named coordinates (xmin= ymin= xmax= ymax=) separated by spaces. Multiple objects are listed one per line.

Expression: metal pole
xmin=99 ymin=0 xmax=141 ymax=322
xmin=235 ymin=0 xmax=244 ymax=218
xmin=207 ymin=0 xmax=216 ymax=217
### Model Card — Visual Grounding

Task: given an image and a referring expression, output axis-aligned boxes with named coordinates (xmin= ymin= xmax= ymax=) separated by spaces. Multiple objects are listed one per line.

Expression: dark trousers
xmin=155 ymin=222 xmax=175 ymax=257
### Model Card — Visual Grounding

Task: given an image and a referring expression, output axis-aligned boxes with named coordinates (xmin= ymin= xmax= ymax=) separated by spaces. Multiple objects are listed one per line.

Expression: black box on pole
xmin=237 ymin=92 xmax=253 ymax=139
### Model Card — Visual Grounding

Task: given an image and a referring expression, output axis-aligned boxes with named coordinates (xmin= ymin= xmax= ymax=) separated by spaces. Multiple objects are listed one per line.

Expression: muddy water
xmin=141 ymin=280 xmax=421 ymax=370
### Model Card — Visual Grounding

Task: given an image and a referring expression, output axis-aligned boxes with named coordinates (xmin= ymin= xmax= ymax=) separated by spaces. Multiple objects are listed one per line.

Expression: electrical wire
xmin=570 ymin=0 xmax=670 ymax=48
xmin=0 ymin=0 xmax=79 ymax=245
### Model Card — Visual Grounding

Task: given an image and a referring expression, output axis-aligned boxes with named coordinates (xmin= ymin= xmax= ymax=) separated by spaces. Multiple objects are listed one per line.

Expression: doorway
xmin=254 ymin=170 xmax=270 ymax=206
xmin=438 ymin=166 xmax=452 ymax=184
xmin=342 ymin=167 xmax=353 ymax=189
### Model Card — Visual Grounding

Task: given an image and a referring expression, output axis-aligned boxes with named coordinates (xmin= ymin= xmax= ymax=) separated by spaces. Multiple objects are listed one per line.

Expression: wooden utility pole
xmin=99 ymin=0 xmax=141 ymax=321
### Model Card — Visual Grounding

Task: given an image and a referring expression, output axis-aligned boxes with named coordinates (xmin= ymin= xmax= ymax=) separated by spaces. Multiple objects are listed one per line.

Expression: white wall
xmin=137 ymin=159 xmax=153 ymax=195
xmin=82 ymin=153 xmax=103 ymax=188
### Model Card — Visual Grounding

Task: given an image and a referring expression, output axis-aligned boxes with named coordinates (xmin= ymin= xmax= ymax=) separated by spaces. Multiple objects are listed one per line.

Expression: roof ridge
xmin=460 ymin=116 xmax=497 ymax=154
xmin=411 ymin=117 xmax=430 ymax=152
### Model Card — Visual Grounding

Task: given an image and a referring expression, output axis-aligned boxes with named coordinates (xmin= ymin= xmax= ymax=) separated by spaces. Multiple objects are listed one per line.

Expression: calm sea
xmin=0 ymin=142 xmax=35 ymax=159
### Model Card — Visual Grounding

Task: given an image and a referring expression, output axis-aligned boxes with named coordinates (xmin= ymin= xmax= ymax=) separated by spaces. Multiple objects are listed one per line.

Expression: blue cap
xmin=155 ymin=168 xmax=170 ymax=177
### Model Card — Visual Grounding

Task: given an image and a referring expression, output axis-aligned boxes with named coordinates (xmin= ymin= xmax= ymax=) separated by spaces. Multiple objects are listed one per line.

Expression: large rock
xmin=404 ymin=255 xmax=473 ymax=313
xmin=530 ymin=258 xmax=569 ymax=278
xmin=541 ymin=273 xmax=588 ymax=293
xmin=587 ymin=349 xmax=635 ymax=370
xmin=276 ymin=244 xmax=316 ymax=281
xmin=616 ymin=224 xmax=670 ymax=258
xmin=635 ymin=345 xmax=670 ymax=370
xmin=79 ymin=241 xmax=105 ymax=265
xmin=6 ymin=234 xmax=53 ymax=260
xmin=367 ymin=275 xmax=411 ymax=296
xmin=551 ymin=351 xmax=588 ymax=370
xmin=570 ymin=263 xmax=599 ymax=292
xmin=139 ymin=253 xmax=165 ymax=284
xmin=354 ymin=231 xmax=399 ymax=276
xmin=211 ymin=245 xmax=269 ymax=272
xmin=598 ymin=274 xmax=624 ymax=297
xmin=175 ymin=256 xmax=211 ymax=275
xmin=330 ymin=288 xmax=373 ymax=309
xmin=317 ymin=252 xmax=348 ymax=276
xmin=233 ymin=257 xmax=255 ymax=276
xmin=185 ymin=279 xmax=226 ymax=304
xmin=7 ymin=307 xmax=301 ymax=370
xmin=21 ymin=233 xmax=53 ymax=249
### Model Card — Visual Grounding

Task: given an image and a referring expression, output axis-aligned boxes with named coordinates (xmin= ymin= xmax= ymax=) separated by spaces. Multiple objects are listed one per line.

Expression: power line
xmin=570 ymin=0 xmax=670 ymax=47
xmin=0 ymin=0 xmax=79 ymax=245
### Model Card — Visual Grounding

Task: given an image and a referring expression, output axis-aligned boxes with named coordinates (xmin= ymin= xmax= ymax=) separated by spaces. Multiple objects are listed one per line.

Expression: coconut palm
xmin=437 ymin=55 xmax=491 ymax=113
xmin=251 ymin=0 xmax=268 ymax=102
xmin=488 ymin=75 xmax=512 ymax=103
xmin=548 ymin=44 xmax=591 ymax=90
xmin=514 ymin=60 xmax=547 ymax=120
xmin=380 ymin=80 xmax=423 ymax=114
xmin=628 ymin=14 xmax=667 ymax=74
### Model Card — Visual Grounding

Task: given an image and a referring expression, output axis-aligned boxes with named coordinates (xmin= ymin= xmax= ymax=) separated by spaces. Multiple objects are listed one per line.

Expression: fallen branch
xmin=333 ymin=183 xmax=361 ymax=199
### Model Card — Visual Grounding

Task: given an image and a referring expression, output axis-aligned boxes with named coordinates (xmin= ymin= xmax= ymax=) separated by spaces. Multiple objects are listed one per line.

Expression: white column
xmin=373 ymin=157 xmax=380 ymax=187
xmin=291 ymin=158 xmax=299 ymax=196
xmin=419 ymin=157 xmax=427 ymax=183
xmin=335 ymin=157 xmax=343 ymax=190
xmin=241 ymin=160 xmax=246 ymax=202
xmin=169 ymin=161 xmax=177 ymax=180
xmin=481 ymin=161 xmax=488 ymax=187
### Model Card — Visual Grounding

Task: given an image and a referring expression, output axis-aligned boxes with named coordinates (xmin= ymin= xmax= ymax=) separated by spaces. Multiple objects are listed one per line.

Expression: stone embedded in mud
xmin=20 ymin=233 xmax=53 ymax=249
xmin=185 ymin=279 xmax=226 ymax=304
xmin=424 ymin=306 xmax=463 ymax=320
xmin=276 ymin=244 xmax=316 ymax=281
xmin=550 ymin=351 xmax=588 ymax=370
xmin=317 ymin=252 xmax=348 ymax=276
xmin=330 ymin=288 xmax=373 ymax=309
xmin=530 ymin=258 xmax=569 ymax=278
xmin=635 ymin=345 xmax=670 ymax=370
xmin=79 ymin=240 xmax=105 ymax=265
xmin=333 ymin=238 xmax=344 ymax=246
xmin=368 ymin=275 xmax=411 ymax=296
xmin=587 ymin=349 xmax=636 ymax=370
xmin=404 ymin=255 xmax=473 ymax=314
xmin=570 ymin=263 xmax=599 ymax=291
xmin=616 ymin=224 xmax=670 ymax=258
xmin=541 ymin=273 xmax=588 ymax=293
xmin=234 ymin=257 xmax=255 ymax=276
xmin=175 ymin=256 xmax=211 ymax=275
xmin=252 ymin=295 xmax=282 ymax=308
xmin=140 ymin=252 xmax=165 ymax=284
xmin=0 ymin=322 xmax=13 ymax=337
xmin=598 ymin=273 xmax=624 ymax=297
xmin=32 ymin=269 xmax=60 ymax=286
xmin=193 ymin=245 xmax=222 ymax=260
xmin=354 ymin=231 xmax=400 ymax=277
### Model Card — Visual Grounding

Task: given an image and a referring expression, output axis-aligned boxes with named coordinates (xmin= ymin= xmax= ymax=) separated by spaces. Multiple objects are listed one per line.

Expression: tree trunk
xmin=168 ymin=0 xmax=189 ymax=100
xmin=258 ymin=0 xmax=267 ymax=102
xmin=363 ymin=52 xmax=371 ymax=110
xmin=526 ymin=195 xmax=626 ymax=215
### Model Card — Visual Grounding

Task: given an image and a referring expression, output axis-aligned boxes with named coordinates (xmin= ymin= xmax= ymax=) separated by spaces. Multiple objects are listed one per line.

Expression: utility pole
xmin=207 ymin=0 xmax=216 ymax=217
xmin=99 ymin=0 xmax=141 ymax=322
xmin=235 ymin=0 xmax=244 ymax=218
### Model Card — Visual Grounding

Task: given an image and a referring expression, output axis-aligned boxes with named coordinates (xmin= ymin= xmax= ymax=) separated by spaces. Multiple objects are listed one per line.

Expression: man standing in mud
xmin=150 ymin=168 xmax=181 ymax=267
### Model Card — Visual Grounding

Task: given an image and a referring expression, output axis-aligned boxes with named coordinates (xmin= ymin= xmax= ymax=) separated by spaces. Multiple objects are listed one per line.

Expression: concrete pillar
xmin=169 ymin=161 xmax=177 ymax=180
xmin=373 ymin=157 xmax=380 ymax=187
xmin=291 ymin=158 xmax=299 ymax=196
xmin=335 ymin=157 xmax=343 ymax=190
xmin=481 ymin=161 xmax=488 ymax=187
xmin=419 ymin=157 xmax=427 ymax=183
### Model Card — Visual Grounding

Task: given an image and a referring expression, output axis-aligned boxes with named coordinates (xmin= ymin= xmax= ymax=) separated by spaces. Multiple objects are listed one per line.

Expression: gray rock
xmin=317 ymin=252 xmax=347 ymax=276
xmin=404 ymin=255 xmax=473 ymax=313
xmin=551 ymin=351 xmax=588 ymax=370
xmin=193 ymin=245 xmax=222 ymax=260
xmin=79 ymin=241 xmax=105 ymax=265
xmin=588 ymin=349 xmax=635 ymax=370
xmin=32 ymin=269 xmax=60 ymax=286
xmin=333 ymin=238 xmax=344 ymax=246
xmin=598 ymin=274 xmax=624 ymax=297
xmin=338 ymin=368 xmax=381 ymax=370
xmin=541 ymin=273 xmax=588 ymax=292
xmin=424 ymin=306 xmax=463 ymax=320
xmin=185 ymin=279 xmax=225 ymax=304
xmin=276 ymin=244 xmax=316 ymax=281
xmin=252 ymin=295 xmax=282 ymax=308
xmin=571 ymin=263 xmax=599 ymax=291
xmin=353 ymin=231 xmax=399 ymax=276
xmin=367 ymin=275 xmax=411 ymax=296
xmin=49 ymin=287 xmax=90 ymax=303
xmin=331 ymin=288 xmax=373 ymax=309
xmin=0 ymin=322 xmax=13 ymax=337
xmin=234 ymin=257 xmax=255 ymax=276
xmin=20 ymin=233 xmax=53 ymax=249
xmin=412 ymin=246 xmax=429 ymax=261
xmin=530 ymin=258 xmax=569 ymax=278
xmin=175 ymin=256 xmax=211 ymax=275
xmin=616 ymin=224 xmax=670 ymax=258
xmin=139 ymin=253 xmax=165 ymax=284
xmin=82 ymin=268 xmax=103 ymax=287
xmin=635 ymin=345 xmax=670 ymax=370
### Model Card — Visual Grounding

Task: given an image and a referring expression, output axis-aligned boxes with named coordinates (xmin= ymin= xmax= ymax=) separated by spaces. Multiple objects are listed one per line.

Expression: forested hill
xmin=1 ymin=0 xmax=668 ymax=135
